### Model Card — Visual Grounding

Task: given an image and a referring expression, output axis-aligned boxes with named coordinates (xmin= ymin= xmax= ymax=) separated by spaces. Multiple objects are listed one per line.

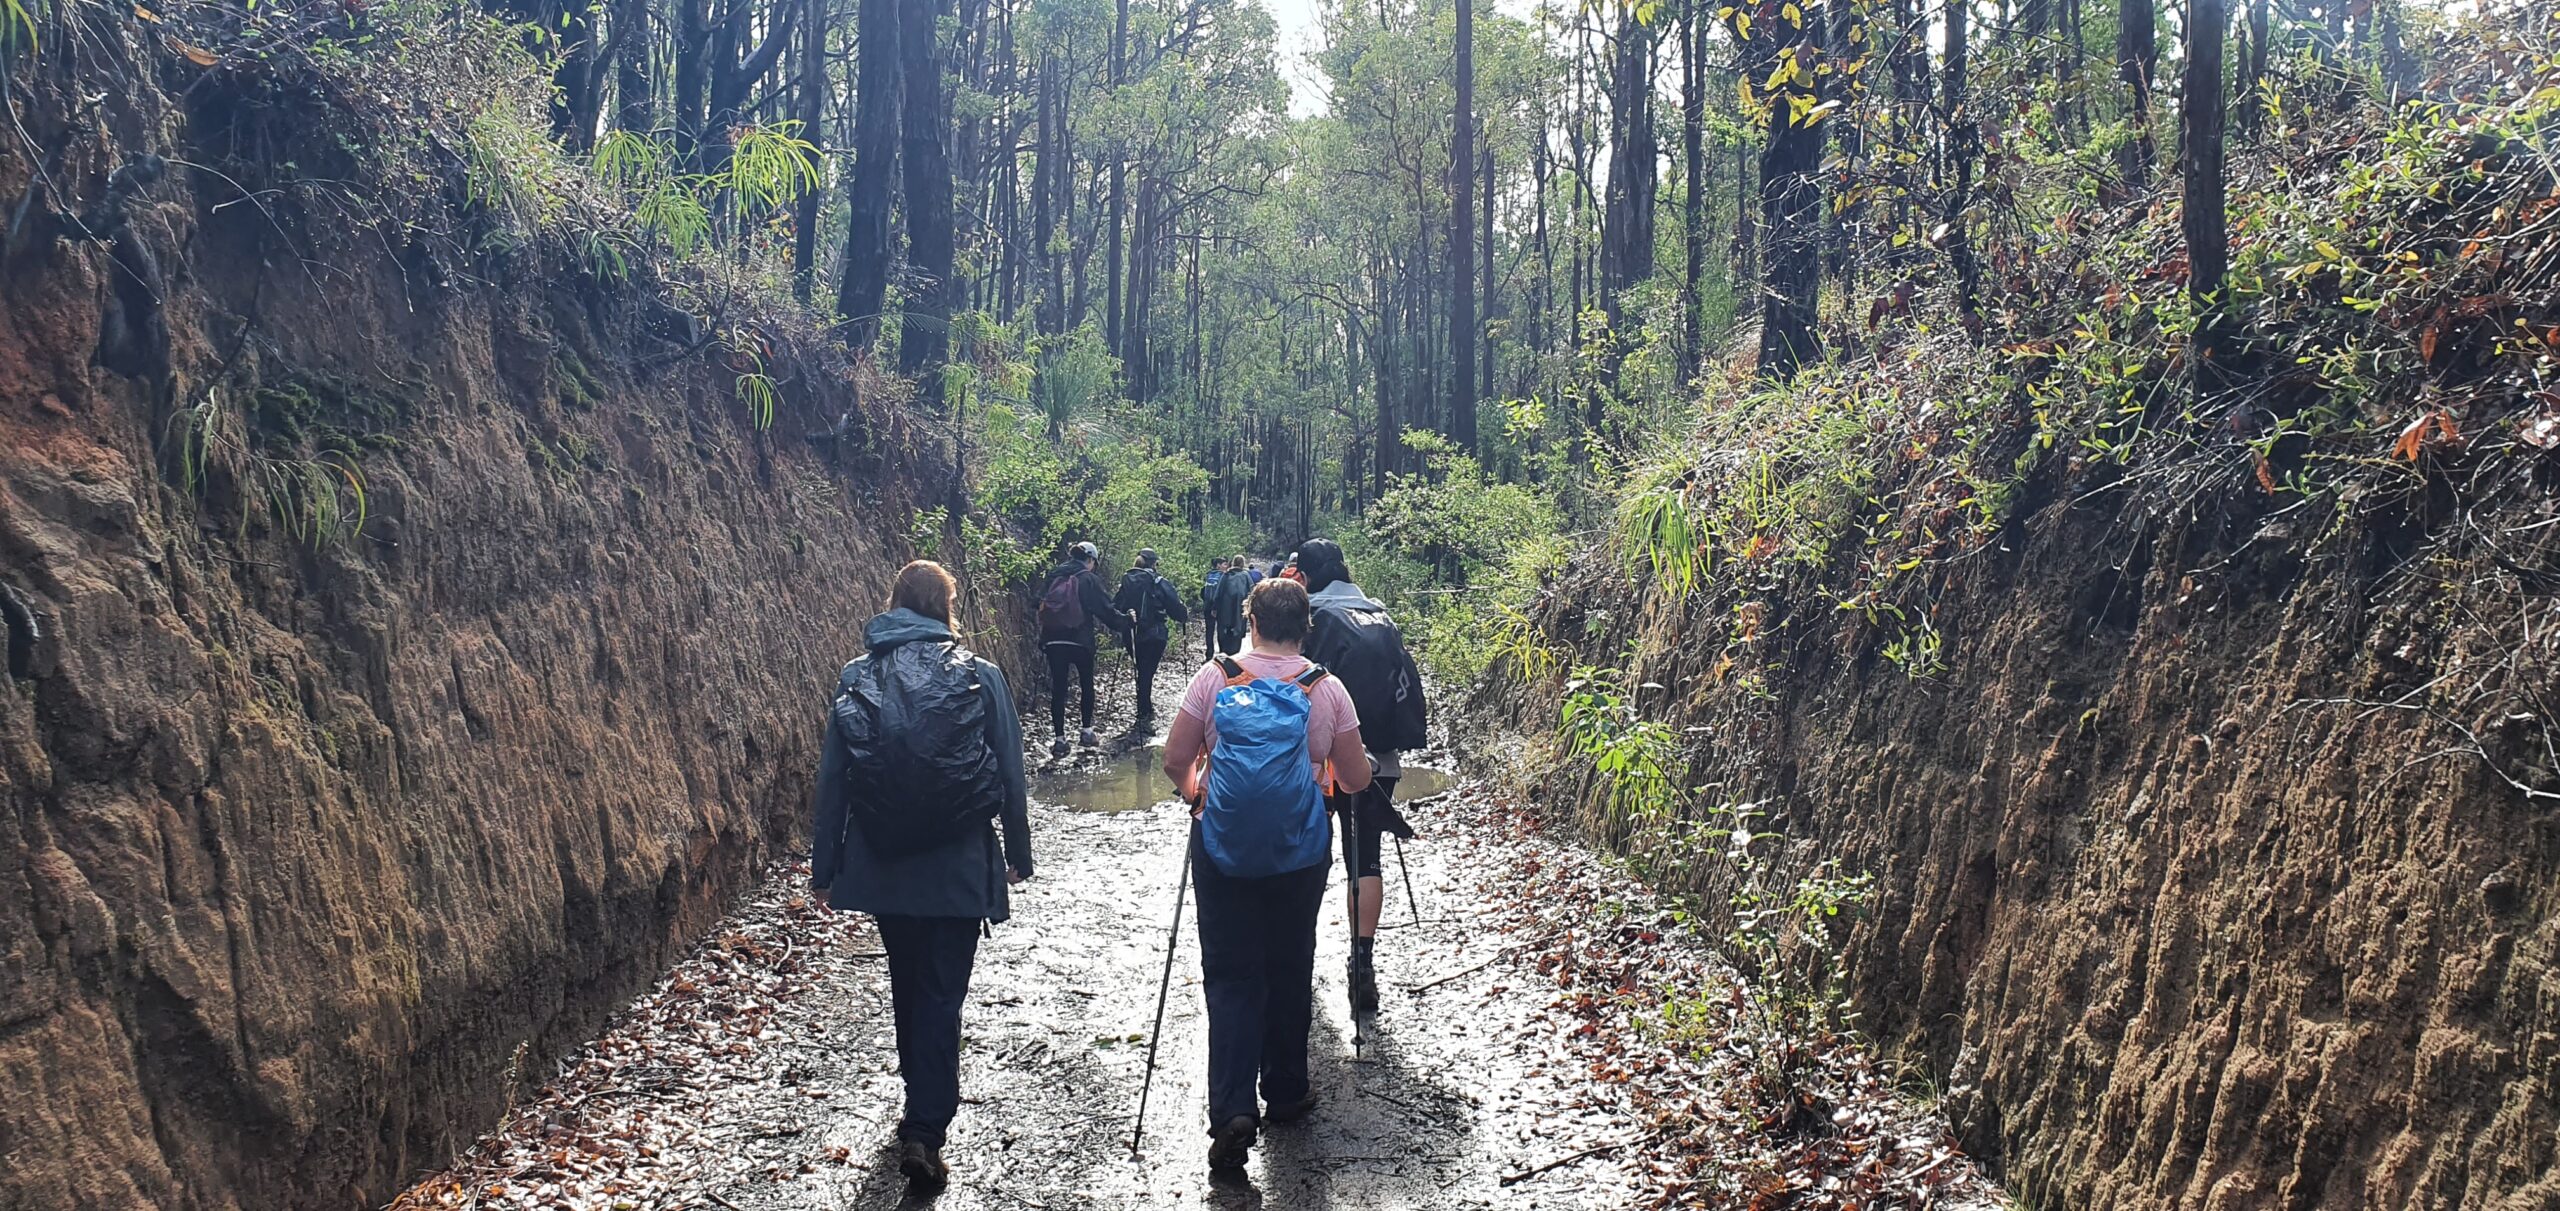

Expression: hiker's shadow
xmin=1242 ymin=1008 xmax=1471 ymax=1205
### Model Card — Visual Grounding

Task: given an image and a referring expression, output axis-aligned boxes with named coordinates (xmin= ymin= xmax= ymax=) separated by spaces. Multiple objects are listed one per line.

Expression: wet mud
xmin=397 ymin=644 xmax=1998 ymax=1210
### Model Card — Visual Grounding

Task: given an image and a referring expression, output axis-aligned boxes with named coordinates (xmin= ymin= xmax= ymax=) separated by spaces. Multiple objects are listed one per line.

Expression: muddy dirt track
xmin=396 ymin=646 xmax=1998 ymax=1211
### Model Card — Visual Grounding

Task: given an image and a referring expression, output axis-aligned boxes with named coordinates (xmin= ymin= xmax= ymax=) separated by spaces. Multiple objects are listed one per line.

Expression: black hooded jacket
xmin=1039 ymin=561 xmax=1126 ymax=650
xmin=1113 ymin=567 xmax=1188 ymax=645
xmin=811 ymin=609 xmax=1033 ymax=919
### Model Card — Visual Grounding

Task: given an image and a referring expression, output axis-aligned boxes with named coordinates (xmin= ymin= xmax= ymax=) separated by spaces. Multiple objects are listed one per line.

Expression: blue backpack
xmin=1200 ymin=656 xmax=1332 ymax=878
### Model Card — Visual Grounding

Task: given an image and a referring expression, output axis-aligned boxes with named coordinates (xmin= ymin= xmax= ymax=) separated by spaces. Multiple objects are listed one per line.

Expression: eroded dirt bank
xmin=1521 ymin=477 xmax=2560 ymax=1209
xmin=1 ymin=38 xmax=923 ymax=1210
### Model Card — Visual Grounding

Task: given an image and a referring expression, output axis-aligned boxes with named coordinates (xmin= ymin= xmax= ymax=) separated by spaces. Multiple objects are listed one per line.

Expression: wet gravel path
xmin=396 ymin=643 xmax=1998 ymax=1210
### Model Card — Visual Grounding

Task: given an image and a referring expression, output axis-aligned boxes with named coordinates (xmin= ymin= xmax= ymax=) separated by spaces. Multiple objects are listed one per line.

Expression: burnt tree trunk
xmin=2116 ymin=0 xmax=2158 ymax=188
xmin=1754 ymin=1 xmax=1826 ymax=379
xmin=898 ymin=0 xmax=956 ymax=391
xmin=2182 ymin=0 xmax=2229 ymax=400
xmin=835 ymin=0 xmax=901 ymax=350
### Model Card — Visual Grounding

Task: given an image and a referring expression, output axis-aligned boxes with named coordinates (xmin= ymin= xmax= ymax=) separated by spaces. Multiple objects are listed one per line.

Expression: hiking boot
xmin=1265 ymin=1092 xmax=1318 ymax=1124
xmin=1206 ymin=1115 xmax=1257 ymax=1172
xmin=1348 ymin=949 xmax=1379 ymax=1015
xmin=898 ymin=1139 xmax=949 ymax=1191
xmin=1050 ymin=734 xmax=1071 ymax=758
xmin=1080 ymin=727 xmax=1101 ymax=748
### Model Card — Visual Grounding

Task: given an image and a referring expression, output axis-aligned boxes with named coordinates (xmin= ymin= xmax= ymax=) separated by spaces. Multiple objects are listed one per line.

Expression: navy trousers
xmin=874 ymin=914 xmax=982 ymax=1147
xmin=1190 ymin=836 xmax=1329 ymax=1129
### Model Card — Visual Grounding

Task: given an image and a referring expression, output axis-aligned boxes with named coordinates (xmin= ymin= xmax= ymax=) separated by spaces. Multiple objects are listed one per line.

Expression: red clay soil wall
xmin=0 ymin=63 xmax=922 ymax=1211
xmin=1529 ymin=480 xmax=2560 ymax=1210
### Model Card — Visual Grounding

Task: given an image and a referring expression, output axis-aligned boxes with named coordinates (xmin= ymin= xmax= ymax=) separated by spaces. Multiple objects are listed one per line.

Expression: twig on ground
xmin=1405 ymin=949 xmax=1510 ymax=994
xmin=1500 ymin=1139 xmax=1626 ymax=1186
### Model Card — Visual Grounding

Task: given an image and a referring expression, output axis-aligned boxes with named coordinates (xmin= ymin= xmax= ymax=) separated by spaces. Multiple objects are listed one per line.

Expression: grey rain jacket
xmin=811 ymin=609 xmax=1033 ymax=920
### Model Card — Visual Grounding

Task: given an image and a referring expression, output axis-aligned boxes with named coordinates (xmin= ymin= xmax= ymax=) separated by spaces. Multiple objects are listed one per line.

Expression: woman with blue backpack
xmin=1158 ymin=577 xmax=1372 ymax=1173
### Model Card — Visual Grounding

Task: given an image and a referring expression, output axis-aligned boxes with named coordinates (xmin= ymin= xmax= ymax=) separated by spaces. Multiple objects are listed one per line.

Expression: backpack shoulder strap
xmin=1214 ymin=655 xmax=1247 ymax=684
xmin=1295 ymin=662 xmax=1329 ymax=689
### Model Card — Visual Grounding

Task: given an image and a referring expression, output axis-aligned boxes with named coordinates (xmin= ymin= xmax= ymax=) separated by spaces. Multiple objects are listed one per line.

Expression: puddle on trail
xmin=1034 ymin=745 xmax=1175 ymax=812
xmin=1034 ymin=746 xmax=1457 ymax=813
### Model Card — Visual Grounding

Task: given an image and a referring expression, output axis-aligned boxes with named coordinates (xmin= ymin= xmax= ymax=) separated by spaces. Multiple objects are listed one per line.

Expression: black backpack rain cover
xmin=1307 ymin=600 xmax=1429 ymax=752
xmin=832 ymin=640 xmax=1005 ymax=857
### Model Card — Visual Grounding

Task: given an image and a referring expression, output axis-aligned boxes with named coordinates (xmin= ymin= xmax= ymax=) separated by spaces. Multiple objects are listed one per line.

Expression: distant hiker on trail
xmin=1114 ymin=548 xmax=1189 ymax=733
xmin=1203 ymin=557 xmax=1249 ymax=659
xmin=810 ymin=560 xmax=1033 ymax=1194
xmin=1296 ymin=538 xmax=1429 ymax=1017
xmin=1160 ymin=578 xmax=1372 ymax=1174
xmin=1038 ymin=541 xmax=1131 ymax=756
xmin=1201 ymin=558 xmax=1230 ymax=660
xmin=1242 ymin=556 xmax=1264 ymax=589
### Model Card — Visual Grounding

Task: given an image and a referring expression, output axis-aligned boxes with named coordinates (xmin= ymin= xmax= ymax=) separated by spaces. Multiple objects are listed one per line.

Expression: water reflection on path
xmin=1033 ymin=748 xmax=1457 ymax=814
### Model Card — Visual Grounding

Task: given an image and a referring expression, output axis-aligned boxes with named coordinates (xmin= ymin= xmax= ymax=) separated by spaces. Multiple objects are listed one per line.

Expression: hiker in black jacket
xmin=1037 ymin=541 xmax=1131 ymax=755
xmin=811 ymin=561 xmax=1033 ymax=1193
xmin=1296 ymin=538 xmax=1427 ymax=1017
xmin=1113 ymin=548 xmax=1189 ymax=733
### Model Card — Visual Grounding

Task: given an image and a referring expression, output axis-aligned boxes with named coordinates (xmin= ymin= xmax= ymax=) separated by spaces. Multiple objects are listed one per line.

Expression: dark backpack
xmin=831 ymin=641 xmax=1005 ymax=857
xmin=1133 ymin=571 xmax=1166 ymax=631
xmin=1039 ymin=571 xmax=1087 ymax=632
xmin=1307 ymin=600 xmax=1428 ymax=752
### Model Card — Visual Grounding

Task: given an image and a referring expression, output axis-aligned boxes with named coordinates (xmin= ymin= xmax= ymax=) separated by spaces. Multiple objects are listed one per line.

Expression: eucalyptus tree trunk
xmin=835 ymin=0 xmax=902 ymax=350
xmin=1449 ymin=0 xmax=1477 ymax=454
xmin=2116 ymin=0 xmax=2158 ymax=189
xmin=1753 ymin=0 xmax=1826 ymax=379
xmin=898 ymin=0 xmax=956 ymax=392
xmin=791 ymin=0 xmax=830 ymax=302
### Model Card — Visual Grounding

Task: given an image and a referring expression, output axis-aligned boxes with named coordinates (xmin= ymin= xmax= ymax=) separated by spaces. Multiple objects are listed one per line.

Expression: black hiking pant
xmin=1191 ymin=835 xmax=1328 ymax=1129
xmin=1133 ymin=635 xmax=1167 ymax=723
xmin=1045 ymin=641 xmax=1095 ymax=735
xmin=873 ymin=914 xmax=982 ymax=1148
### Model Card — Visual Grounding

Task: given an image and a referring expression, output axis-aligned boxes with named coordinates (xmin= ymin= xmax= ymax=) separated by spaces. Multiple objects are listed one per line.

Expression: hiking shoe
xmin=898 ymin=1140 xmax=949 ymax=1190
xmin=1265 ymin=1093 xmax=1318 ymax=1124
xmin=1206 ymin=1115 xmax=1257 ymax=1171
xmin=1050 ymin=735 xmax=1070 ymax=758
xmin=1080 ymin=727 xmax=1100 ymax=748
xmin=1349 ymin=950 xmax=1379 ymax=1015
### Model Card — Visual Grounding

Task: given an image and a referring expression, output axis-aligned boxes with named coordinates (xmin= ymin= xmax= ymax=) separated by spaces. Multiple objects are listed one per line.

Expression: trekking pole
xmin=1394 ymin=834 xmax=1421 ymax=927
xmin=1130 ymin=826 xmax=1194 ymax=1158
xmin=1343 ymin=811 xmax=1366 ymax=1052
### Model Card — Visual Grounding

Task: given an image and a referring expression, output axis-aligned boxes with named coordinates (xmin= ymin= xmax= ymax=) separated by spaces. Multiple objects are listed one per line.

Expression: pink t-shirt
xmin=1177 ymin=651 xmax=1361 ymax=776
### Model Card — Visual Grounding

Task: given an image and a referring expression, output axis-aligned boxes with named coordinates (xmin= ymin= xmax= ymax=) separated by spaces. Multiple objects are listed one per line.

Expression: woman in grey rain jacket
xmin=811 ymin=561 xmax=1032 ymax=1191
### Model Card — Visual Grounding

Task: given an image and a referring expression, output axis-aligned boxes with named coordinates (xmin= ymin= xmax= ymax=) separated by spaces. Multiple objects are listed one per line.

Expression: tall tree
xmin=2182 ymin=0 xmax=2229 ymax=398
xmin=613 ymin=0 xmax=654 ymax=134
xmin=837 ymin=0 xmax=902 ymax=350
xmin=1680 ymin=0 xmax=1707 ymax=374
xmin=1942 ymin=0 xmax=1981 ymax=324
xmin=1754 ymin=0 xmax=1828 ymax=378
xmin=1450 ymin=0 xmax=1478 ymax=453
xmin=2117 ymin=0 xmax=2158 ymax=188
xmin=792 ymin=0 xmax=831 ymax=302
xmin=899 ymin=0 xmax=957 ymax=387
xmin=1598 ymin=11 xmax=1656 ymax=334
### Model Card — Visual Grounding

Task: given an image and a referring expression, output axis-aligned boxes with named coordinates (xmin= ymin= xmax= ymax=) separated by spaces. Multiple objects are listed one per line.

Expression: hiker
xmin=1204 ymin=557 xmax=1249 ymax=658
xmin=1201 ymin=558 xmax=1231 ymax=661
xmin=1114 ymin=548 xmax=1189 ymax=733
xmin=1038 ymin=541 xmax=1131 ymax=756
xmin=810 ymin=561 xmax=1033 ymax=1193
xmin=1160 ymin=578 xmax=1372 ymax=1173
xmin=1295 ymin=538 xmax=1429 ymax=1016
